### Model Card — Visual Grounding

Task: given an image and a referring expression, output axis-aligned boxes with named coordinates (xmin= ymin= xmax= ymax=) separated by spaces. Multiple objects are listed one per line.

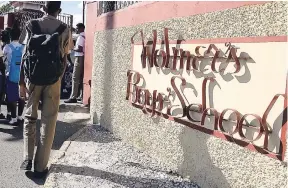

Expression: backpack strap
xmin=30 ymin=20 xmax=41 ymax=35
xmin=19 ymin=44 xmax=24 ymax=52
xmin=55 ymin=23 xmax=67 ymax=35
xmin=8 ymin=44 xmax=23 ymax=52
xmin=8 ymin=44 xmax=15 ymax=51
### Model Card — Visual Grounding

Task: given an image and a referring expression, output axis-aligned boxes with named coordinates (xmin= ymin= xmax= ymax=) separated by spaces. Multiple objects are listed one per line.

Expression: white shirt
xmin=0 ymin=41 xmax=3 ymax=58
xmin=0 ymin=43 xmax=3 ymax=76
xmin=3 ymin=41 xmax=23 ymax=76
xmin=0 ymin=48 xmax=3 ymax=58
xmin=74 ymin=32 xmax=85 ymax=57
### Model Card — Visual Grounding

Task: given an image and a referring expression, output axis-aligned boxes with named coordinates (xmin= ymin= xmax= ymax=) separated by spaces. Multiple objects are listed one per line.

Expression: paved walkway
xmin=0 ymin=101 xmax=199 ymax=188
xmin=0 ymin=102 xmax=89 ymax=188
xmin=45 ymin=125 xmax=200 ymax=188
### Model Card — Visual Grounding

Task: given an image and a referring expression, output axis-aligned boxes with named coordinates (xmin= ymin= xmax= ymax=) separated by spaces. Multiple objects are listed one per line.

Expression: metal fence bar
xmin=10 ymin=9 xmax=73 ymax=33
xmin=97 ymin=1 xmax=139 ymax=16
xmin=57 ymin=13 xmax=73 ymax=28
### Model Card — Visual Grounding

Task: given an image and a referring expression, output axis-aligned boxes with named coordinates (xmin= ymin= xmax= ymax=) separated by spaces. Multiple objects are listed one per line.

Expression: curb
xmin=48 ymin=125 xmax=89 ymax=165
xmin=45 ymin=124 xmax=91 ymax=187
xmin=47 ymin=103 xmax=91 ymax=170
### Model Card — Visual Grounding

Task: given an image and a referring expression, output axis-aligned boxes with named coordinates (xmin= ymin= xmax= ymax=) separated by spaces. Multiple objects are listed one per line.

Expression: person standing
xmin=19 ymin=1 xmax=71 ymax=178
xmin=3 ymin=25 xmax=25 ymax=125
xmin=0 ymin=42 xmax=5 ymax=119
xmin=0 ymin=29 xmax=12 ymax=121
xmin=64 ymin=23 xmax=85 ymax=103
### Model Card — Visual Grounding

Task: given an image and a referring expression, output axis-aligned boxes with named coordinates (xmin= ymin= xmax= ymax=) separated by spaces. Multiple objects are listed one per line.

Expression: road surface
xmin=0 ymin=102 xmax=85 ymax=187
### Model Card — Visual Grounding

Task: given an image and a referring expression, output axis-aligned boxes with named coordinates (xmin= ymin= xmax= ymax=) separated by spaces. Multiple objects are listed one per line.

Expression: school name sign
xmin=126 ymin=28 xmax=287 ymax=160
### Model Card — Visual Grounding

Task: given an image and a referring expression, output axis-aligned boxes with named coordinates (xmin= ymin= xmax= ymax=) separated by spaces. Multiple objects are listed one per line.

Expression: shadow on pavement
xmin=38 ymin=119 xmax=87 ymax=150
xmin=0 ymin=118 xmax=87 ymax=150
xmin=25 ymin=171 xmax=46 ymax=186
xmin=72 ymin=124 xmax=121 ymax=143
xmin=50 ymin=164 xmax=199 ymax=187
xmin=0 ymin=121 xmax=23 ymax=141
xmin=58 ymin=103 xmax=89 ymax=113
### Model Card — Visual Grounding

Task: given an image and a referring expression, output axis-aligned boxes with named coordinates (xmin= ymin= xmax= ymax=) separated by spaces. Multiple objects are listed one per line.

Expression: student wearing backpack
xmin=3 ymin=26 xmax=25 ymax=125
xmin=0 ymin=29 xmax=13 ymax=120
xmin=18 ymin=1 xmax=72 ymax=178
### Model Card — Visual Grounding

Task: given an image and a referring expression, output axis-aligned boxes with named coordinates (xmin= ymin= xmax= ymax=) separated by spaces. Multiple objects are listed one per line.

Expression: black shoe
xmin=17 ymin=119 xmax=24 ymax=125
xmin=6 ymin=114 xmax=11 ymax=121
xmin=20 ymin=160 xmax=32 ymax=171
xmin=0 ymin=113 xmax=5 ymax=119
xmin=34 ymin=168 xmax=49 ymax=179
xmin=64 ymin=98 xmax=77 ymax=103
xmin=77 ymin=97 xmax=82 ymax=102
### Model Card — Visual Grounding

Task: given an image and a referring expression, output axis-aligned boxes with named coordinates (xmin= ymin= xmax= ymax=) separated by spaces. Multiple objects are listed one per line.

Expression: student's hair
xmin=10 ymin=25 xmax=21 ymax=41
xmin=45 ymin=1 xmax=61 ymax=14
xmin=76 ymin=23 xmax=85 ymax=30
xmin=5 ymin=27 xmax=12 ymax=32
xmin=1 ymin=30 xmax=10 ymax=44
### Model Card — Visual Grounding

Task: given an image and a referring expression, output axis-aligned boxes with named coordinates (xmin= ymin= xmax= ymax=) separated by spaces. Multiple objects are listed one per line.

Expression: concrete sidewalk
xmin=44 ymin=124 xmax=200 ymax=188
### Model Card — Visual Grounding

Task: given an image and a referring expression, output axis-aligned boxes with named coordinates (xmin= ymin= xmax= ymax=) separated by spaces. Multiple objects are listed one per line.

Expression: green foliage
xmin=0 ymin=3 xmax=14 ymax=15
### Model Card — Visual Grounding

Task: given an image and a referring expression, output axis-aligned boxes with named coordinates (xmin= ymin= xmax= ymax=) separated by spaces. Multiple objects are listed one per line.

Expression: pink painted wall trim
xmin=93 ymin=1 xmax=268 ymax=31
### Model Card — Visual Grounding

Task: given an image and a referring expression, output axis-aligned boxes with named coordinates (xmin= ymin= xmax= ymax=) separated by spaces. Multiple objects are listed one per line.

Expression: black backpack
xmin=23 ymin=19 xmax=67 ymax=85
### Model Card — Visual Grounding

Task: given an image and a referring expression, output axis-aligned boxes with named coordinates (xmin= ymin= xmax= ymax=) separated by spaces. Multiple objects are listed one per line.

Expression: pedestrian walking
xmin=19 ymin=1 xmax=72 ymax=178
xmin=64 ymin=23 xmax=85 ymax=103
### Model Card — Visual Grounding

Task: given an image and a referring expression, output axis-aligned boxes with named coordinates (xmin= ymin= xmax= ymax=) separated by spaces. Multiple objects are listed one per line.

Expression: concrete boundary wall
xmin=87 ymin=1 xmax=288 ymax=187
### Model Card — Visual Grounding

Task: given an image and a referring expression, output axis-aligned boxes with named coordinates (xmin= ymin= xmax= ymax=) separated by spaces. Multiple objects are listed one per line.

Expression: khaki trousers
xmin=70 ymin=56 xmax=84 ymax=99
xmin=23 ymin=79 xmax=61 ymax=172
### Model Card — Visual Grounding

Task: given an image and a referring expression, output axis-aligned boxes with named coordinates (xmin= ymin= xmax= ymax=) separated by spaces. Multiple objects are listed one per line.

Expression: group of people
xmin=0 ymin=1 xmax=85 ymax=179
xmin=0 ymin=26 xmax=25 ymax=126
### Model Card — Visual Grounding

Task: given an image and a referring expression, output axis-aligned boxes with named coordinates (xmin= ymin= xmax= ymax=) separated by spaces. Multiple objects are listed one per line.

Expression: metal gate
xmin=12 ymin=9 xmax=73 ymax=30
xmin=13 ymin=9 xmax=44 ymax=30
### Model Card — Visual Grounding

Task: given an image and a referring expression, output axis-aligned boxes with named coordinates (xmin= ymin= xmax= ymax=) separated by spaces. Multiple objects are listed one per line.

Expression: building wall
xmin=86 ymin=1 xmax=288 ymax=187
xmin=11 ymin=1 xmax=42 ymax=11
xmin=0 ymin=16 xmax=4 ymax=30
xmin=21 ymin=3 xmax=41 ymax=10
xmin=3 ymin=13 xmax=14 ymax=29
xmin=83 ymin=2 xmax=98 ymax=105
